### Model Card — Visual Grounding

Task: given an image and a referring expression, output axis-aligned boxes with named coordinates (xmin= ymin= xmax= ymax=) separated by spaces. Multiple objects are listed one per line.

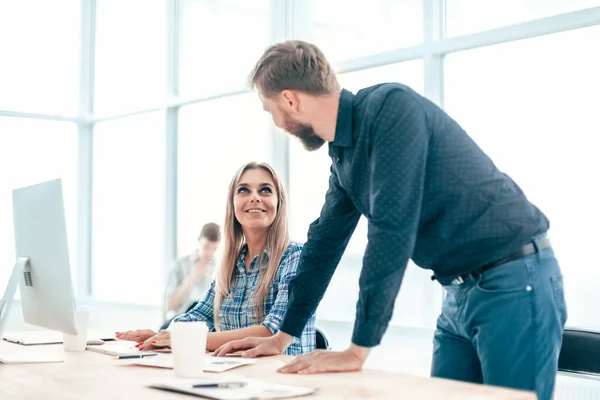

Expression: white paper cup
xmin=170 ymin=321 xmax=208 ymax=378
xmin=63 ymin=307 xmax=90 ymax=352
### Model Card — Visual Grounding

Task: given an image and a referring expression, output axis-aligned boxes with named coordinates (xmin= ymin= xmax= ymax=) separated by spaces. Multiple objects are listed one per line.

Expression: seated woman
xmin=116 ymin=162 xmax=316 ymax=355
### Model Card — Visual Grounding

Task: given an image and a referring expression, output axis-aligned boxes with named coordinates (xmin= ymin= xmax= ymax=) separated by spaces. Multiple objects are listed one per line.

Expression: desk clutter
xmin=84 ymin=340 xmax=256 ymax=372
xmin=1 ymin=336 xmax=537 ymax=399
xmin=1 ymin=338 xmax=316 ymax=399
xmin=0 ymin=327 xmax=538 ymax=399
xmin=83 ymin=341 xmax=313 ymax=398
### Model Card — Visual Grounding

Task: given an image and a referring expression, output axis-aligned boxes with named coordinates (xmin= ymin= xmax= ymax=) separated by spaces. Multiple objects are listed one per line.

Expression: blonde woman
xmin=116 ymin=162 xmax=316 ymax=355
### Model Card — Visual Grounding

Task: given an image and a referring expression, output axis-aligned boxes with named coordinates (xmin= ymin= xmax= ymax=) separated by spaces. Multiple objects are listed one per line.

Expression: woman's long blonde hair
xmin=213 ymin=162 xmax=289 ymax=330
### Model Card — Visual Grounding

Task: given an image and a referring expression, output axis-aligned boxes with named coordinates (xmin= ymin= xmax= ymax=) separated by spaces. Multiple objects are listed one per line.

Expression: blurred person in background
xmin=160 ymin=222 xmax=221 ymax=330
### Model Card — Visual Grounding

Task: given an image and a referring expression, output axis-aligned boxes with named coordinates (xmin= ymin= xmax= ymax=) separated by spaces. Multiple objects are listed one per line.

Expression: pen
xmin=116 ymin=354 xmax=158 ymax=359
xmin=192 ymin=382 xmax=247 ymax=389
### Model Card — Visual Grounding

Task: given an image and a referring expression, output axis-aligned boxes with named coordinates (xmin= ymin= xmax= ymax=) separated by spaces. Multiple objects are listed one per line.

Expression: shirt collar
xmin=236 ymin=245 xmax=270 ymax=274
xmin=331 ymin=89 xmax=354 ymax=148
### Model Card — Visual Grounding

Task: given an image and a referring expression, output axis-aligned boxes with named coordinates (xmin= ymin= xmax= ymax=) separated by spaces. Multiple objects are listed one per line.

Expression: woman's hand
xmin=115 ymin=329 xmax=157 ymax=343
xmin=213 ymin=331 xmax=292 ymax=357
xmin=138 ymin=330 xmax=171 ymax=351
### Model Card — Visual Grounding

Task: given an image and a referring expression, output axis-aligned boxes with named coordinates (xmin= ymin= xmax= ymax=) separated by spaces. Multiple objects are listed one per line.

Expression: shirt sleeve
xmin=171 ymin=279 xmax=216 ymax=331
xmin=280 ymin=166 xmax=362 ymax=338
xmin=261 ymin=247 xmax=301 ymax=334
xmin=165 ymin=258 xmax=186 ymax=298
xmin=352 ymin=89 xmax=430 ymax=347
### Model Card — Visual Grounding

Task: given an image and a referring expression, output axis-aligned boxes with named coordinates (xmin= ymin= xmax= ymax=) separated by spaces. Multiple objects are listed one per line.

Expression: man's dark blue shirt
xmin=280 ymin=83 xmax=549 ymax=347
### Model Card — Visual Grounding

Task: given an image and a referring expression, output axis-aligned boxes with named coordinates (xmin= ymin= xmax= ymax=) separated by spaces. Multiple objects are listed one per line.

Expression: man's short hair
xmin=199 ymin=222 xmax=221 ymax=242
xmin=248 ymin=40 xmax=340 ymax=97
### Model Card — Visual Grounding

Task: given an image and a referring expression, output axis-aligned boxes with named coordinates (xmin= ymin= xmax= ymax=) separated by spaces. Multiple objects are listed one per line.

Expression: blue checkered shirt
xmin=173 ymin=242 xmax=316 ymax=355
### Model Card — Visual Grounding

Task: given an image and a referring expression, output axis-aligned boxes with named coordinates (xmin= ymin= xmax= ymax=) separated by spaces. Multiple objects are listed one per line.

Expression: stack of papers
xmin=126 ymin=354 xmax=256 ymax=373
xmin=148 ymin=377 xmax=316 ymax=399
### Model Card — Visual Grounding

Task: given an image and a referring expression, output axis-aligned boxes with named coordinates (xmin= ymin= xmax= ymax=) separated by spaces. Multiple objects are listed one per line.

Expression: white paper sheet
xmin=127 ymin=353 xmax=256 ymax=373
xmin=148 ymin=376 xmax=316 ymax=400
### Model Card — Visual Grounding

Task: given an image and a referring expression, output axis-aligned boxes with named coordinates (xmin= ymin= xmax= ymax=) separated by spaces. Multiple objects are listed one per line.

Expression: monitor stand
xmin=0 ymin=257 xmax=63 ymax=364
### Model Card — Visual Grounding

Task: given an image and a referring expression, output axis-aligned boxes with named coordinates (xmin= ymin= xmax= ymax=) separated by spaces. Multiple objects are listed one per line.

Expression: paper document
xmin=127 ymin=354 xmax=256 ymax=373
xmin=148 ymin=377 xmax=316 ymax=400
xmin=86 ymin=341 xmax=157 ymax=357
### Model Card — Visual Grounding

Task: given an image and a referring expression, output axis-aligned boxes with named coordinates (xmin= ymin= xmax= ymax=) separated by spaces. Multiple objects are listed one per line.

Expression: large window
xmin=179 ymin=0 xmax=272 ymax=98
xmin=446 ymin=0 xmax=600 ymax=37
xmin=0 ymin=118 xmax=77 ymax=291
xmin=293 ymin=0 xmax=423 ymax=64
xmin=0 ymin=1 xmax=80 ymax=115
xmin=339 ymin=60 xmax=425 ymax=96
xmin=177 ymin=94 xmax=272 ymax=258
xmin=3 ymin=0 xmax=599 ymax=335
xmin=92 ymin=112 xmax=165 ymax=304
xmin=94 ymin=0 xmax=166 ymax=115
xmin=445 ymin=25 xmax=600 ymax=328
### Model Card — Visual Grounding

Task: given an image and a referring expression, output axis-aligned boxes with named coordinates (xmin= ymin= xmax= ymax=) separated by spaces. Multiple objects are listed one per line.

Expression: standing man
xmin=215 ymin=41 xmax=566 ymax=399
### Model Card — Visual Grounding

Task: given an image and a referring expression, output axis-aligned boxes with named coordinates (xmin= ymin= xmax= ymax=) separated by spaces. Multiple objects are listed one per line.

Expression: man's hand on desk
xmin=212 ymin=331 xmax=293 ymax=358
xmin=278 ymin=344 xmax=370 ymax=375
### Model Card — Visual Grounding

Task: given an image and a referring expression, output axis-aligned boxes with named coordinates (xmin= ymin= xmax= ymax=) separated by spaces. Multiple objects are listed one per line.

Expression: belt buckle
xmin=452 ymin=276 xmax=465 ymax=285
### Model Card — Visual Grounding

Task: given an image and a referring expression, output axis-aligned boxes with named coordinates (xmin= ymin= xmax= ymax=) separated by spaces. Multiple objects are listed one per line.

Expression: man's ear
xmin=281 ymin=90 xmax=300 ymax=112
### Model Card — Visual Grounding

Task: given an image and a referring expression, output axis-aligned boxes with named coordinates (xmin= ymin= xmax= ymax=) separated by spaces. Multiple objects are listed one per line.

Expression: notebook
xmin=3 ymin=330 xmax=116 ymax=346
xmin=148 ymin=377 xmax=316 ymax=400
xmin=127 ymin=354 xmax=256 ymax=373
xmin=86 ymin=341 xmax=157 ymax=357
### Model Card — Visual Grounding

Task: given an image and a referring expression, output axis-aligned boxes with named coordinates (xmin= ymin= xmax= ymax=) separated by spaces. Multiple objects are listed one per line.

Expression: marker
xmin=115 ymin=354 xmax=158 ymax=359
xmin=192 ymin=382 xmax=247 ymax=389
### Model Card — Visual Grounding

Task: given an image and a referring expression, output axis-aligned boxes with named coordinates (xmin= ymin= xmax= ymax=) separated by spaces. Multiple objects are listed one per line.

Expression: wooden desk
xmin=0 ymin=341 xmax=535 ymax=399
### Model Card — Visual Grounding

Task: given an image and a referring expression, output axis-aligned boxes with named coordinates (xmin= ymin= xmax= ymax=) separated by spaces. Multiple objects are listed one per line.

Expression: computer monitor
xmin=0 ymin=179 xmax=77 ymax=345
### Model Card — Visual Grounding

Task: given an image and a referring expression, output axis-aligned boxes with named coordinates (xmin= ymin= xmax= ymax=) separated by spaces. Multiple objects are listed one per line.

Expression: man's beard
xmin=283 ymin=115 xmax=325 ymax=152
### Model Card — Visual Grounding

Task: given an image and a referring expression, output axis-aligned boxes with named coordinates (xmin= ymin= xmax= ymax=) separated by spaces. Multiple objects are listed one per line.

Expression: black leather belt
xmin=436 ymin=237 xmax=552 ymax=285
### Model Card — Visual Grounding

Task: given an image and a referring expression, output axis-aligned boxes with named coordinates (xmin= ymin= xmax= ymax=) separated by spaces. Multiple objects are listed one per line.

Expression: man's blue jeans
xmin=431 ymin=237 xmax=567 ymax=400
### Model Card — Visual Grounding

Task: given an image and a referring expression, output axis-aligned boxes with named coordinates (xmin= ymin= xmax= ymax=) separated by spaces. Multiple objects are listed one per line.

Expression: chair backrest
xmin=558 ymin=328 xmax=600 ymax=375
xmin=315 ymin=327 xmax=331 ymax=350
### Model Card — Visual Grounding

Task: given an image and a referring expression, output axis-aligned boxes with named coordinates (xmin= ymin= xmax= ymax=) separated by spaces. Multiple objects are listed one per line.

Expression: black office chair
xmin=315 ymin=326 xmax=331 ymax=350
xmin=558 ymin=328 xmax=600 ymax=376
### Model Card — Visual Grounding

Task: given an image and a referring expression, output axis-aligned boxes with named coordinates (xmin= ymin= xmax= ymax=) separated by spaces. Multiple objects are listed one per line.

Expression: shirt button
xmin=525 ymin=285 xmax=532 ymax=292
